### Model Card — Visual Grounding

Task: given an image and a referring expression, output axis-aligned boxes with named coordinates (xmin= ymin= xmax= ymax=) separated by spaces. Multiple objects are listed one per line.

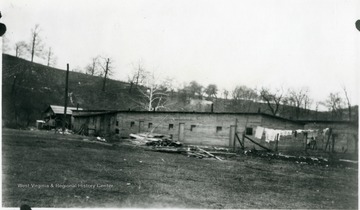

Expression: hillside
xmin=2 ymin=54 xmax=357 ymax=128
xmin=2 ymin=54 xmax=143 ymax=127
xmin=212 ymin=98 xmax=358 ymax=121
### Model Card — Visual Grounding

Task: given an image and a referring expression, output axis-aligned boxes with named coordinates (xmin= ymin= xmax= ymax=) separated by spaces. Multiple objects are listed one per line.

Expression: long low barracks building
xmin=72 ymin=110 xmax=358 ymax=153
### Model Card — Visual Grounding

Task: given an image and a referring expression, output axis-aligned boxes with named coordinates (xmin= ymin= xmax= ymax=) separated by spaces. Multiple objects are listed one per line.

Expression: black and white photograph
xmin=1 ymin=0 xmax=359 ymax=209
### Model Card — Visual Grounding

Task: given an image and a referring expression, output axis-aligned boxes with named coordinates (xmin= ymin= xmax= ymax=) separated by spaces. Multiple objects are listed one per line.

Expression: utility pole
xmin=102 ymin=58 xmax=110 ymax=91
xmin=62 ymin=63 xmax=69 ymax=133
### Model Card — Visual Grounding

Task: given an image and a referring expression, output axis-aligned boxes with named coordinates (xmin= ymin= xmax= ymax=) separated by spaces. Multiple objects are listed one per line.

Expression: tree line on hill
xmin=3 ymin=24 xmax=57 ymax=67
xmin=2 ymin=53 xmax=358 ymax=129
xmin=2 ymin=24 xmax=358 ymax=128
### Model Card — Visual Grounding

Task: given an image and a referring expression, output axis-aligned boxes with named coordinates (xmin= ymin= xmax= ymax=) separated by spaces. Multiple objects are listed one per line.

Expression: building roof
xmin=73 ymin=109 xmax=358 ymax=126
xmin=48 ymin=105 xmax=83 ymax=115
xmin=72 ymin=110 xmax=305 ymax=124
xmin=298 ymin=120 xmax=358 ymax=126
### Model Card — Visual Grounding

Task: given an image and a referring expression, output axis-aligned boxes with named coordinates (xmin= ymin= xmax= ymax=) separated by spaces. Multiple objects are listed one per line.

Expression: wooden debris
xmin=130 ymin=133 xmax=224 ymax=161
xmin=129 ymin=132 xmax=181 ymax=146
xmin=145 ymin=147 xmax=185 ymax=153
xmin=210 ymin=151 xmax=237 ymax=156
xmin=339 ymin=159 xmax=358 ymax=164
xmin=243 ymin=135 xmax=272 ymax=152
xmin=212 ymin=146 xmax=229 ymax=152
xmin=196 ymin=146 xmax=223 ymax=161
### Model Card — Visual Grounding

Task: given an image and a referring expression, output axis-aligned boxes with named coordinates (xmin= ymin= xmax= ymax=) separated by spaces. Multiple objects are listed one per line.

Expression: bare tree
xmin=314 ymin=101 xmax=321 ymax=120
xmin=232 ymin=86 xmax=258 ymax=101
xmin=85 ymin=56 xmax=99 ymax=76
xmin=14 ymin=41 xmax=27 ymax=58
xmin=230 ymin=85 xmax=258 ymax=112
xmin=204 ymin=84 xmax=218 ymax=99
xmin=162 ymin=77 xmax=176 ymax=99
xmin=342 ymin=86 xmax=352 ymax=121
xmin=187 ymin=81 xmax=204 ymax=99
xmin=287 ymin=87 xmax=309 ymax=119
xmin=134 ymin=71 xmax=171 ymax=111
xmin=259 ymin=87 xmax=283 ymax=116
xmin=128 ymin=61 xmax=146 ymax=93
xmin=46 ymin=47 xmax=57 ymax=67
xmin=324 ymin=92 xmax=344 ymax=120
xmin=222 ymin=89 xmax=229 ymax=99
xmin=98 ymin=57 xmax=113 ymax=92
xmin=28 ymin=24 xmax=44 ymax=62
xmin=303 ymin=94 xmax=313 ymax=116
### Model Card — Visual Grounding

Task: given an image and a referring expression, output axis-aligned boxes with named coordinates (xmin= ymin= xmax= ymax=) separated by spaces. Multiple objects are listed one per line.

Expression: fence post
xmin=229 ymin=125 xmax=236 ymax=151
xmin=324 ymin=128 xmax=332 ymax=152
xmin=275 ymin=133 xmax=279 ymax=152
xmin=242 ymin=133 xmax=245 ymax=150
xmin=332 ymin=134 xmax=336 ymax=153
xmin=234 ymin=119 xmax=238 ymax=151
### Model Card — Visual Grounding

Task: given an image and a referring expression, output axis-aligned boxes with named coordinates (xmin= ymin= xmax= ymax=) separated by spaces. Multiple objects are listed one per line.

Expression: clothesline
xmin=254 ymin=126 xmax=330 ymax=143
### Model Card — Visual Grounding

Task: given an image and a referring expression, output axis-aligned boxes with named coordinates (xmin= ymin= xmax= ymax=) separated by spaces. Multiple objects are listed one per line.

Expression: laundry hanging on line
xmin=253 ymin=126 xmax=328 ymax=143
xmin=254 ymin=126 xmax=265 ymax=139
xmin=264 ymin=128 xmax=277 ymax=142
xmin=296 ymin=129 xmax=322 ymax=141
xmin=254 ymin=126 xmax=293 ymax=143
xmin=322 ymin=128 xmax=330 ymax=136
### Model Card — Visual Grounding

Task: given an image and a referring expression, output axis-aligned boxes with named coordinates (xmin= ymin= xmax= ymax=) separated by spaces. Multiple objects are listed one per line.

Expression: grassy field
xmin=2 ymin=129 xmax=358 ymax=208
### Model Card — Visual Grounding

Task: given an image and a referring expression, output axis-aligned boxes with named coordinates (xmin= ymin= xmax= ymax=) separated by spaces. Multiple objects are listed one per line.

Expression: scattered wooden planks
xmin=196 ymin=146 xmax=223 ymax=161
xmin=145 ymin=145 xmax=224 ymax=161
xmin=130 ymin=133 xmax=182 ymax=147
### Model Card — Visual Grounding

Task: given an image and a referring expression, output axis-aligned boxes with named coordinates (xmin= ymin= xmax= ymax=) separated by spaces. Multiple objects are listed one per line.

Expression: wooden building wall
xmin=73 ymin=111 xmax=358 ymax=154
xmin=238 ymin=115 xmax=305 ymax=150
xmin=304 ymin=122 xmax=358 ymax=153
xmin=73 ymin=113 xmax=116 ymax=136
xmin=112 ymin=112 xmax=304 ymax=147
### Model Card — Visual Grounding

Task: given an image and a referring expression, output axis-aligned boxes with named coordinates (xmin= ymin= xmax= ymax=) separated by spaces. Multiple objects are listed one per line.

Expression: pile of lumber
xmin=130 ymin=133 xmax=227 ymax=161
xmin=146 ymin=139 xmax=182 ymax=147
xmin=129 ymin=132 xmax=182 ymax=147
xmin=146 ymin=145 xmax=223 ymax=161
xmin=186 ymin=146 xmax=223 ymax=160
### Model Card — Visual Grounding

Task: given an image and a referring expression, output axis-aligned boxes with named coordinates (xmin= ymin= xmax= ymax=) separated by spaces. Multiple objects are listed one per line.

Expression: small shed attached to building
xmin=43 ymin=105 xmax=83 ymax=129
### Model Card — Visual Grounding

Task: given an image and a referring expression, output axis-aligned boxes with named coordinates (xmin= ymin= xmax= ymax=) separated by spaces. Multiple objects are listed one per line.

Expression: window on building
xmin=130 ymin=121 xmax=135 ymax=127
xmin=216 ymin=126 xmax=222 ymax=132
xmin=148 ymin=123 xmax=153 ymax=128
xmin=190 ymin=125 xmax=196 ymax=131
xmin=246 ymin=127 xmax=253 ymax=135
xmin=169 ymin=124 xmax=174 ymax=130
xmin=115 ymin=128 xmax=120 ymax=134
xmin=116 ymin=121 xmax=119 ymax=126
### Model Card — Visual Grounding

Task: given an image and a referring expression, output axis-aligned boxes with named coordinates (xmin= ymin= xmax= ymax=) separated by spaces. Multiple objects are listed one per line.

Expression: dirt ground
xmin=2 ymin=129 xmax=358 ymax=208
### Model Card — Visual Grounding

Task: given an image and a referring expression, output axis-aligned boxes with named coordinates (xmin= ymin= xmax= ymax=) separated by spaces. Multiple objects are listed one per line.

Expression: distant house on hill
xmin=43 ymin=105 xmax=83 ymax=129
xmin=188 ymin=99 xmax=213 ymax=112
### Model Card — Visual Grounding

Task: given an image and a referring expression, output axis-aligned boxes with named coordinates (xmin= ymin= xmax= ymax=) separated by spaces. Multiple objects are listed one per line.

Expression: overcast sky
xmin=1 ymin=0 xmax=359 ymax=110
